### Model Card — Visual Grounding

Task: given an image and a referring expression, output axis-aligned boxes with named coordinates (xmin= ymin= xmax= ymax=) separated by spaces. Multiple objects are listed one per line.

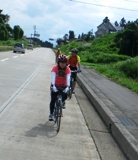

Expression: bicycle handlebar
xmin=71 ymin=70 xmax=81 ymax=73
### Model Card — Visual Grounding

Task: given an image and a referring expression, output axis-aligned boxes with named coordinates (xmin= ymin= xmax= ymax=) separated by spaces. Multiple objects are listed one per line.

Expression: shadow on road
xmin=25 ymin=121 xmax=58 ymax=138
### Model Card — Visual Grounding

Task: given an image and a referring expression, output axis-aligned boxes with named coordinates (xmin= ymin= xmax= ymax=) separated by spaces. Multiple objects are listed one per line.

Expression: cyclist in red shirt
xmin=49 ymin=54 xmax=71 ymax=121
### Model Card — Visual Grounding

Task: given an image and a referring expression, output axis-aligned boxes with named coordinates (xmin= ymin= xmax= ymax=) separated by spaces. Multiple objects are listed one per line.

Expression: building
xmin=95 ymin=17 xmax=124 ymax=39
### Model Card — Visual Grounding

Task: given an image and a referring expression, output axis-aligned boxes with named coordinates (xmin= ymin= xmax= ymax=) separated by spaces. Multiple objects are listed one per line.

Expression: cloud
xmin=1 ymin=0 xmax=138 ymax=43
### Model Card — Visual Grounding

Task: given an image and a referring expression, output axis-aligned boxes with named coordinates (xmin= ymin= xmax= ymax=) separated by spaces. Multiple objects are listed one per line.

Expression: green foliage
xmin=114 ymin=22 xmax=138 ymax=57
xmin=116 ymin=56 xmax=138 ymax=78
xmin=60 ymin=40 xmax=79 ymax=54
xmin=13 ymin=25 xmax=20 ymax=40
xmin=91 ymin=63 xmax=138 ymax=93
xmin=0 ymin=17 xmax=4 ymax=24
xmin=0 ymin=38 xmax=29 ymax=49
xmin=69 ymin=30 xmax=75 ymax=40
xmin=6 ymin=24 xmax=13 ymax=35
xmin=0 ymin=24 xmax=9 ymax=40
xmin=60 ymin=32 xmax=138 ymax=94
xmin=91 ymin=33 xmax=118 ymax=51
xmin=0 ymin=10 xmax=24 ymax=41
xmin=82 ymin=52 xmax=129 ymax=64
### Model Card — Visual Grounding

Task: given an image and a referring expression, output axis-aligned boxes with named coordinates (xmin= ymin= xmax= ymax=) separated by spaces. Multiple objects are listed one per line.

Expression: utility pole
xmin=31 ymin=25 xmax=40 ymax=45
xmin=34 ymin=25 xmax=36 ymax=38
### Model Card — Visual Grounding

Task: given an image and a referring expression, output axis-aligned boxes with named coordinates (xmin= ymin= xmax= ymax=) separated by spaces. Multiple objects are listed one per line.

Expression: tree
xmin=0 ymin=23 xmax=8 ymax=40
xmin=81 ymin=33 xmax=84 ymax=39
xmin=0 ymin=10 xmax=25 ymax=41
xmin=6 ymin=24 xmax=13 ymax=36
xmin=78 ymin=34 xmax=81 ymax=39
xmin=86 ymin=29 xmax=94 ymax=41
xmin=0 ymin=17 xmax=4 ymax=24
xmin=13 ymin=25 xmax=20 ymax=40
xmin=56 ymin=38 xmax=64 ymax=45
xmin=115 ymin=22 xmax=138 ymax=57
xmin=134 ymin=19 xmax=138 ymax=24
xmin=19 ymin=28 xmax=24 ymax=39
xmin=0 ymin=10 xmax=10 ymax=23
xmin=13 ymin=25 xmax=24 ymax=40
xmin=114 ymin=21 xmax=119 ymax=26
xmin=120 ymin=17 xmax=126 ymax=27
xmin=69 ymin=30 xmax=75 ymax=40
xmin=79 ymin=30 xmax=94 ymax=41
xmin=103 ymin=16 xmax=110 ymax=23
xmin=63 ymin=34 xmax=68 ymax=42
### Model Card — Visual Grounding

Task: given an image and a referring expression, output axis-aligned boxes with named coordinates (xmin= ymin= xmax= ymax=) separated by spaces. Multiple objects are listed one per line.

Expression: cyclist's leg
xmin=62 ymin=92 xmax=68 ymax=108
xmin=72 ymin=72 xmax=77 ymax=93
xmin=49 ymin=91 xmax=58 ymax=116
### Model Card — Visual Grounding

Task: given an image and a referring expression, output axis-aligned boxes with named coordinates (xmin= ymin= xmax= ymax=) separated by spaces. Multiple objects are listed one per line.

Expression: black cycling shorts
xmin=69 ymin=66 xmax=77 ymax=81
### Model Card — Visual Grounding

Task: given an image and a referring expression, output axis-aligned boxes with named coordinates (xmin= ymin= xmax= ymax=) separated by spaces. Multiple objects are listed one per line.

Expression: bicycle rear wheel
xmin=68 ymin=87 xmax=72 ymax=99
xmin=56 ymin=100 xmax=62 ymax=132
xmin=69 ymin=79 xmax=74 ymax=99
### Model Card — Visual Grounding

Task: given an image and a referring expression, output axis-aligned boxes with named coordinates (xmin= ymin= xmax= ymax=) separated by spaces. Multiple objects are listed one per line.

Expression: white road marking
xmin=13 ymin=56 xmax=18 ymax=58
xmin=0 ymin=65 xmax=42 ymax=117
xmin=0 ymin=58 xmax=9 ymax=62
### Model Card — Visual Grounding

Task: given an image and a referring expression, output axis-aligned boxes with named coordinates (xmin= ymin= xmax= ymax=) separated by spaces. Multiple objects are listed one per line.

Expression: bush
xmin=116 ymin=57 xmax=138 ymax=78
xmin=83 ymin=52 xmax=130 ymax=64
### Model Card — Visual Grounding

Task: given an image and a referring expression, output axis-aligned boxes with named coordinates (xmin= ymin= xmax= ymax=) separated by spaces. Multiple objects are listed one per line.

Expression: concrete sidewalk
xmin=77 ymin=66 xmax=138 ymax=160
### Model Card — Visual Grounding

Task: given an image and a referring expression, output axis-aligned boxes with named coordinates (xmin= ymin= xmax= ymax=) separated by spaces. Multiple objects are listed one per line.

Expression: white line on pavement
xmin=0 ymin=65 xmax=42 ymax=117
xmin=0 ymin=58 xmax=9 ymax=62
xmin=13 ymin=56 xmax=18 ymax=58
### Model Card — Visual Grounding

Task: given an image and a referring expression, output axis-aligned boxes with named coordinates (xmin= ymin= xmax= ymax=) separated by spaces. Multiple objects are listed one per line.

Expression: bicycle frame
xmin=68 ymin=75 xmax=74 ymax=99
xmin=68 ymin=70 xmax=81 ymax=99
xmin=53 ymin=88 xmax=63 ymax=132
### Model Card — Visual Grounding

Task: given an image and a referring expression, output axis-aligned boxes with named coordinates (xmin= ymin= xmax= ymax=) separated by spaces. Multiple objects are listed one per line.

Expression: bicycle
xmin=53 ymin=88 xmax=64 ymax=132
xmin=68 ymin=70 xmax=81 ymax=99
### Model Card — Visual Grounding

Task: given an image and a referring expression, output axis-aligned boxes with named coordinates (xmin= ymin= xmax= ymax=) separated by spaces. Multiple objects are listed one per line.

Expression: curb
xmin=77 ymin=74 xmax=138 ymax=160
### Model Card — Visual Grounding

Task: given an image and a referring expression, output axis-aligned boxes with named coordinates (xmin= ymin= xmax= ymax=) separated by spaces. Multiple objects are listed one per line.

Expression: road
xmin=0 ymin=48 xmax=127 ymax=160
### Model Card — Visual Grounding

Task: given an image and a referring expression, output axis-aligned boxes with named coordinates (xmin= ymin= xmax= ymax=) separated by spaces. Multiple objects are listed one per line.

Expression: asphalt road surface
xmin=0 ymin=48 xmax=127 ymax=160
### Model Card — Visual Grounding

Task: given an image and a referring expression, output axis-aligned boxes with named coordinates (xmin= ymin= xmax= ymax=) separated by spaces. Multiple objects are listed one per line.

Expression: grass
xmin=59 ymin=34 xmax=138 ymax=95
xmin=81 ymin=62 xmax=138 ymax=94
xmin=0 ymin=38 xmax=29 ymax=52
xmin=0 ymin=46 xmax=13 ymax=52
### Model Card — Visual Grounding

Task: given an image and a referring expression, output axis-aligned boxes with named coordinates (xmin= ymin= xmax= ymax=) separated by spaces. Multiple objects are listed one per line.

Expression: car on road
xmin=13 ymin=43 xmax=25 ymax=54
xmin=27 ymin=44 xmax=33 ymax=50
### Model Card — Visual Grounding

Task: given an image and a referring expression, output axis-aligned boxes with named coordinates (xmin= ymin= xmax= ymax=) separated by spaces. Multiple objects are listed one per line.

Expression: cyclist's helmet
xmin=58 ymin=54 xmax=67 ymax=63
xmin=71 ymin=48 xmax=78 ymax=54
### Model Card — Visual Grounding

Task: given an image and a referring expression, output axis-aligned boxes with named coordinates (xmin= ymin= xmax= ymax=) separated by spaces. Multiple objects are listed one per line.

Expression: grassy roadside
xmin=82 ymin=62 xmax=138 ymax=94
xmin=59 ymin=34 xmax=138 ymax=95
xmin=0 ymin=46 xmax=13 ymax=52
xmin=0 ymin=38 xmax=29 ymax=52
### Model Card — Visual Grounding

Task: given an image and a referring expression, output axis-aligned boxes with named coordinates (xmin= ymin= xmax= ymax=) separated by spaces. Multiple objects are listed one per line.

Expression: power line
xmin=124 ymin=0 xmax=138 ymax=3
xmin=69 ymin=0 xmax=138 ymax=12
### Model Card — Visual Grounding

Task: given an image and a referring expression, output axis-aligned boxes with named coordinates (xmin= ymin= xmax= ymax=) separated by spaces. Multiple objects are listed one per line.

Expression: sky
xmin=1 ymin=0 xmax=138 ymax=44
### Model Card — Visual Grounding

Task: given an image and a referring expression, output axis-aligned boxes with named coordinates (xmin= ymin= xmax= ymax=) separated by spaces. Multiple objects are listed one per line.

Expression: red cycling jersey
xmin=51 ymin=65 xmax=71 ymax=87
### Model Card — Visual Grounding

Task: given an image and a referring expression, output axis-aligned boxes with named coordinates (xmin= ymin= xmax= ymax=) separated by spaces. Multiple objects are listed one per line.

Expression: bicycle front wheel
xmin=56 ymin=100 xmax=62 ymax=132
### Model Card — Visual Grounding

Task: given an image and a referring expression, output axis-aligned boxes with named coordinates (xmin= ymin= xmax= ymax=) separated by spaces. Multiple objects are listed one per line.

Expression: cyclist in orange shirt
xmin=55 ymin=48 xmax=61 ymax=63
xmin=67 ymin=48 xmax=81 ymax=94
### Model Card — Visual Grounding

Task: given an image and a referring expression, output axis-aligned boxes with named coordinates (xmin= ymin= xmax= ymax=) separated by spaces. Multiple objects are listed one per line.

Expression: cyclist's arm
xmin=77 ymin=56 xmax=81 ymax=70
xmin=78 ymin=62 xmax=80 ymax=70
xmin=51 ymin=72 xmax=56 ymax=85
xmin=66 ymin=73 xmax=71 ymax=86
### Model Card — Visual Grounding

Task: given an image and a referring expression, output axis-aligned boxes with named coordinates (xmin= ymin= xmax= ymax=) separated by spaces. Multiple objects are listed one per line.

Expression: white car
xmin=27 ymin=44 xmax=33 ymax=50
xmin=13 ymin=43 xmax=25 ymax=54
